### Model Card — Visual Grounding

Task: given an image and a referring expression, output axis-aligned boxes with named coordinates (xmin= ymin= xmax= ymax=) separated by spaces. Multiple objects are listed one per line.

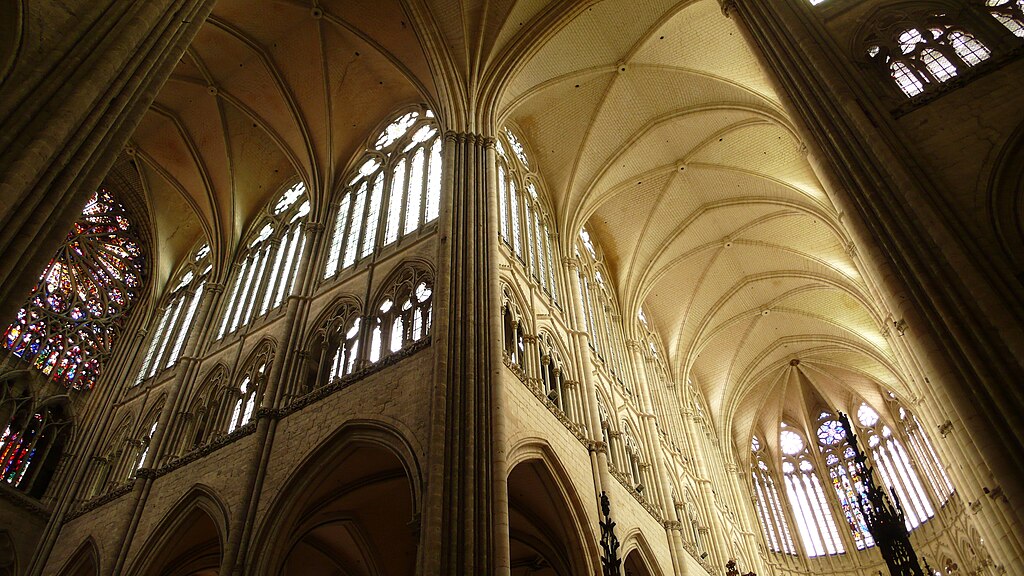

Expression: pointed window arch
xmin=895 ymin=403 xmax=954 ymax=503
xmin=3 ymin=188 xmax=147 ymax=390
xmin=574 ymin=234 xmax=629 ymax=386
xmin=218 ymin=182 xmax=310 ymax=340
xmin=779 ymin=424 xmax=845 ymax=557
xmin=816 ymin=415 xmax=875 ymax=549
xmin=751 ymin=436 xmax=797 ymax=555
xmin=864 ymin=15 xmax=992 ymax=98
xmin=496 ymin=127 xmax=560 ymax=304
xmin=134 ymin=242 xmax=211 ymax=386
xmin=984 ymin=0 xmax=1024 ymax=36
xmin=227 ymin=345 xmax=273 ymax=433
xmin=324 ymin=109 xmax=442 ymax=280
xmin=368 ymin=264 xmax=433 ymax=364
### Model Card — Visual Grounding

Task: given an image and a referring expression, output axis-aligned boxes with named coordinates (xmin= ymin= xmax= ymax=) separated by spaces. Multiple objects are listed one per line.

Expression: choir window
xmin=3 ymin=188 xmax=146 ymax=390
xmin=751 ymin=436 xmax=798 ymax=555
xmin=816 ymin=416 xmax=874 ymax=549
xmin=134 ymin=243 xmax=211 ymax=385
xmin=324 ymin=108 xmax=441 ymax=280
xmin=496 ymin=127 xmax=559 ymax=304
xmin=779 ymin=424 xmax=846 ymax=557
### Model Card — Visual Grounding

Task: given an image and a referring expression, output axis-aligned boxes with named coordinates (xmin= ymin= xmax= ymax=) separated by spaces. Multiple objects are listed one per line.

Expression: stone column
xmin=721 ymin=0 xmax=1024 ymax=536
xmin=0 ymin=0 xmax=216 ymax=324
xmin=418 ymin=132 xmax=506 ymax=574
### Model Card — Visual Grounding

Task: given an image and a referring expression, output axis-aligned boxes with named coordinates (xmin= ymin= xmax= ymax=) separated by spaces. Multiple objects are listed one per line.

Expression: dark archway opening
xmin=507 ymin=459 xmax=589 ymax=576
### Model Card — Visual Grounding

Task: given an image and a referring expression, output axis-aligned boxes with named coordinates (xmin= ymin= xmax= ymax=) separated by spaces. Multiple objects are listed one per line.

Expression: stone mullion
xmin=0 ymin=0 xmax=216 ymax=326
xmin=727 ymin=0 xmax=1024 ymax=529
xmin=418 ymin=132 xmax=503 ymax=574
xmin=628 ymin=340 xmax=672 ymax=518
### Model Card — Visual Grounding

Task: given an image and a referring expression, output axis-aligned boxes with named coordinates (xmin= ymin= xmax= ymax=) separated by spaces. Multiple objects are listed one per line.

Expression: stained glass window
xmin=817 ymin=417 xmax=874 ymax=549
xmin=866 ymin=19 xmax=991 ymax=98
xmin=134 ymin=243 xmax=211 ymax=385
xmin=324 ymin=108 xmax=441 ymax=280
xmin=496 ymin=127 xmax=559 ymax=305
xmin=4 ymin=188 xmax=146 ymax=390
xmin=218 ymin=182 xmax=309 ymax=340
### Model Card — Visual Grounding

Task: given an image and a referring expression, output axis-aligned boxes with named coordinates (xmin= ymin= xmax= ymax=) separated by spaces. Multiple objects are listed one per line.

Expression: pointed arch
xmin=297 ymin=294 xmax=365 ymax=397
xmin=506 ymin=440 xmax=599 ymax=576
xmin=366 ymin=260 xmax=434 ymax=364
xmin=250 ymin=420 xmax=423 ymax=576
xmin=126 ymin=484 xmax=228 ymax=576
xmin=55 ymin=537 xmax=100 ymax=576
xmin=620 ymin=530 xmax=664 ymax=576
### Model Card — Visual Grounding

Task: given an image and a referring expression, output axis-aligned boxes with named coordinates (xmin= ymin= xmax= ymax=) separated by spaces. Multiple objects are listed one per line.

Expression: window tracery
xmin=779 ymin=424 xmax=845 ymax=557
xmin=324 ymin=108 xmax=441 ymax=280
xmin=896 ymin=404 xmax=955 ymax=503
xmin=984 ymin=0 xmax=1024 ymax=36
xmin=184 ymin=366 xmax=229 ymax=451
xmin=227 ymin=345 xmax=273 ymax=434
xmin=751 ymin=436 xmax=798 ymax=555
xmin=218 ymin=182 xmax=309 ymax=340
xmin=864 ymin=13 xmax=992 ymax=97
xmin=134 ymin=243 xmax=211 ymax=386
xmin=3 ymin=188 xmax=146 ymax=390
xmin=501 ymin=287 xmax=527 ymax=371
xmin=0 ymin=382 xmax=70 ymax=496
xmin=855 ymin=403 xmax=934 ymax=531
xmin=368 ymin=265 xmax=433 ymax=364
xmin=575 ymin=235 xmax=629 ymax=387
xmin=307 ymin=299 xmax=363 ymax=392
xmin=496 ymin=128 xmax=559 ymax=304
xmin=816 ymin=415 xmax=875 ymax=550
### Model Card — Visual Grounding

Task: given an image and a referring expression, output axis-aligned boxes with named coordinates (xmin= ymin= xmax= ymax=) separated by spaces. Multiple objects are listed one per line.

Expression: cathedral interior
xmin=0 ymin=0 xmax=1022 ymax=574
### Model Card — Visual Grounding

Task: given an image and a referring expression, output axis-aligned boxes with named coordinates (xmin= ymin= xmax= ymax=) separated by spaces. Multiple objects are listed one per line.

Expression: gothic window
xmin=816 ymin=415 xmax=875 ymax=550
xmin=496 ymin=128 xmax=560 ymax=304
xmin=185 ymin=366 xmax=228 ymax=451
xmin=136 ymin=421 xmax=158 ymax=470
xmin=3 ymin=188 xmax=146 ymax=390
xmin=984 ymin=0 xmax=1024 ymax=37
xmin=779 ymin=424 xmax=845 ymax=557
xmin=857 ymin=404 xmax=935 ymax=529
xmin=501 ymin=286 xmax=527 ymax=370
xmin=218 ymin=182 xmax=310 ymax=339
xmin=227 ymin=346 xmax=273 ymax=433
xmin=575 ymin=235 xmax=629 ymax=385
xmin=308 ymin=299 xmax=363 ymax=392
xmin=538 ymin=334 xmax=566 ymax=411
xmin=865 ymin=16 xmax=992 ymax=97
xmin=134 ymin=243 xmax=212 ymax=386
xmin=0 ymin=390 xmax=70 ymax=497
xmin=324 ymin=108 xmax=441 ymax=280
xmin=597 ymin=394 xmax=615 ymax=468
xmin=751 ymin=436 xmax=797 ymax=555
xmin=897 ymin=405 xmax=954 ymax=503
xmin=367 ymin=265 xmax=433 ymax=364
xmin=622 ymin=424 xmax=646 ymax=493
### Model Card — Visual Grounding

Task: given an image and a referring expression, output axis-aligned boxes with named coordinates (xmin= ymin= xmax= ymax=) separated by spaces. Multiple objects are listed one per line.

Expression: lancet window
xmin=501 ymin=287 xmax=527 ymax=370
xmin=218 ymin=182 xmax=309 ymax=340
xmin=750 ymin=436 xmax=797 ymax=555
xmin=324 ymin=108 xmax=441 ymax=280
xmin=896 ymin=404 xmax=954 ymax=503
xmin=367 ymin=266 xmax=433 ymax=364
xmin=227 ymin=346 xmax=273 ymax=434
xmin=184 ymin=366 xmax=229 ymax=451
xmin=984 ymin=0 xmax=1024 ymax=37
xmin=856 ymin=403 xmax=935 ymax=530
xmin=622 ymin=423 xmax=647 ymax=493
xmin=575 ymin=232 xmax=628 ymax=385
xmin=779 ymin=424 xmax=845 ymax=557
xmin=538 ymin=333 xmax=568 ymax=413
xmin=816 ymin=415 xmax=875 ymax=549
xmin=134 ymin=243 xmax=211 ymax=385
xmin=496 ymin=128 xmax=559 ymax=304
xmin=865 ymin=15 xmax=992 ymax=97
xmin=0 ymin=385 xmax=70 ymax=497
xmin=3 ymin=188 xmax=146 ymax=390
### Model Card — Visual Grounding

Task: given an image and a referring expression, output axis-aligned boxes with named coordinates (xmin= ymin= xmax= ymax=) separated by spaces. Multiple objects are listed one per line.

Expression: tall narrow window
xmin=816 ymin=416 xmax=874 ymax=549
xmin=496 ymin=127 xmax=560 ymax=304
xmin=218 ymin=182 xmax=308 ymax=340
xmin=3 ymin=189 xmax=147 ymax=390
xmin=227 ymin=348 xmax=272 ymax=434
xmin=751 ymin=436 xmax=797 ymax=555
xmin=368 ymin=265 xmax=433 ymax=364
xmin=897 ymin=406 xmax=954 ymax=504
xmin=780 ymin=426 xmax=845 ymax=557
xmin=135 ymin=243 xmax=211 ymax=385
xmin=324 ymin=108 xmax=441 ymax=280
